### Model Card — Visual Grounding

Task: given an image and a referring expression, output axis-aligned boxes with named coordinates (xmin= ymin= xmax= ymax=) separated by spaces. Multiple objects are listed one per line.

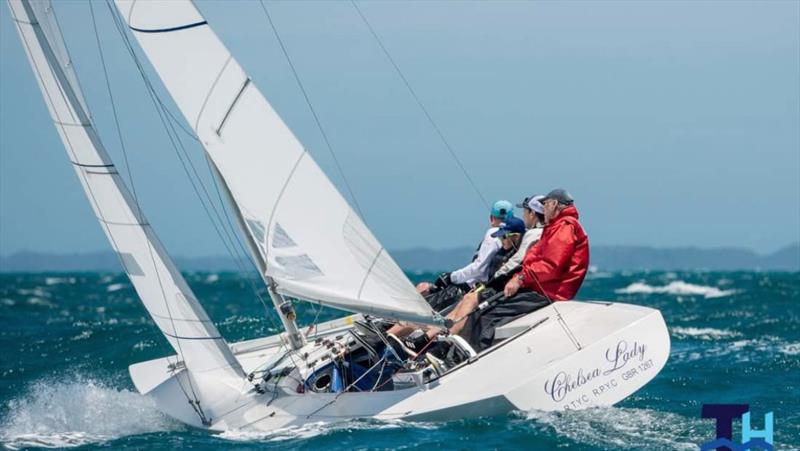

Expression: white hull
xmin=130 ymin=300 xmax=670 ymax=432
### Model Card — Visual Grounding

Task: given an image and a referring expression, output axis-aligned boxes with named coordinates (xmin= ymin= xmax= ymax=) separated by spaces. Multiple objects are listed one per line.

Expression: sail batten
xmin=115 ymin=0 xmax=439 ymax=325
xmin=9 ymin=0 xmax=244 ymax=378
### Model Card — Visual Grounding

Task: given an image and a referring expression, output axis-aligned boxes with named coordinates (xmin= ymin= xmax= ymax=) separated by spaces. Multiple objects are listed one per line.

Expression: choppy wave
xmin=615 ymin=281 xmax=737 ymax=298
xmin=671 ymin=326 xmax=742 ymax=340
xmin=525 ymin=407 xmax=702 ymax=450
xmin=0 ymin=375 xmax=179 ymax=449
xmin=218 ymin=418 xmax=436 ymax=443
xmin=670 ymin=335 xmax=798 ymax=364
xmin=779 ymin=342 xmax=800 ymax=355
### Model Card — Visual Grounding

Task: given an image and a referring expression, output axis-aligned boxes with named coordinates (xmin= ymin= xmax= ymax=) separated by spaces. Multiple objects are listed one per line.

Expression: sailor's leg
xmin=426 ymin=291 xmax=479 ymax=339
xmin=387 ymin=322 xmax=416 ymax=337
xmin=448 ymin=291 xmax=480 ymax=336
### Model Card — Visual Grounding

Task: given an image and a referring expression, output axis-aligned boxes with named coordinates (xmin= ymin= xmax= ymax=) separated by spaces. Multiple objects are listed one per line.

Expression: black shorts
xmin=468 ymin=288 xmax=550 ymax=351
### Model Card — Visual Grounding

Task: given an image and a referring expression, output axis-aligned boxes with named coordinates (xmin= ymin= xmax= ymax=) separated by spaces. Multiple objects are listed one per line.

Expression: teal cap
xmin=491 ymin=200 xmax=513 ymax=220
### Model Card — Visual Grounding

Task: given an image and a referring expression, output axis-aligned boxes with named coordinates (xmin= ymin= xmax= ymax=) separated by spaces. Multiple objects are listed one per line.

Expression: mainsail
xmin=114 ymin=0 xmax=439 ymax=325
xmin=8 ymin=0 xmax=244 ymax=379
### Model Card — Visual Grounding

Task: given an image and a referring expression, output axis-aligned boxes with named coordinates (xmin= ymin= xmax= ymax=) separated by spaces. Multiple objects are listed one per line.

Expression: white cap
xmin=517 ymin=194 xmax=545 ymax=214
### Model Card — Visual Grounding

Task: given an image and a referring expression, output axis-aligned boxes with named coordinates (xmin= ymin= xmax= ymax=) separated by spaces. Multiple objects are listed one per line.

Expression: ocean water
xmin=0 ymin=270 xmax=797 ymax=450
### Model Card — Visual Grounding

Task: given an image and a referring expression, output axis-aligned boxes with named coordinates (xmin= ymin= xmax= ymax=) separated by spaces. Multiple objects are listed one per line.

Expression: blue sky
xmin=1 ymin=1 xmax=798 ymax=258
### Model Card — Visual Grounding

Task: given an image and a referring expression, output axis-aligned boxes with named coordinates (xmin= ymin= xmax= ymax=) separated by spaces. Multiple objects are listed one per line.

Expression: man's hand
xmin=434 ymin=272 xmax=452 ymax=289
xmin=416 ymin=282 xmax=433 ymax=295
xmin=504 ymin=276 xmax=521 ymax=298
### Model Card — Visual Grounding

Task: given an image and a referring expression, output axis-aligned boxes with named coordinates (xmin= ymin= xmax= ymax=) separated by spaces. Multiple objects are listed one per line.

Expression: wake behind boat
xmin=8 ymin=0 xmax=669 ymax=432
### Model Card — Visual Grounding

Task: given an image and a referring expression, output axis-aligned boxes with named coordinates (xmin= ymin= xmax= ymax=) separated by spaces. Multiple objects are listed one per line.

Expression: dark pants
xmin=467 ymin=288 xmax=551 ymax=351
xmin=424 ymin=283 xmax=469 ymax=313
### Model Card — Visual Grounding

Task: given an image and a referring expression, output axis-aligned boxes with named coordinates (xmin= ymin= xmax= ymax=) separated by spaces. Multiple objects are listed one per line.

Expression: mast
xmin=206 ymin=159 xmax=305 ymax=350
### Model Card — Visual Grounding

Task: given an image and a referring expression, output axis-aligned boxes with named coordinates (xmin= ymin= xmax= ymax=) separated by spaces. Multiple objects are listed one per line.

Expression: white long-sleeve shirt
xmin=450 ymin=227 xmax=501 ymax=287
xmin=493 ymin=226 xmax=543 ymax=278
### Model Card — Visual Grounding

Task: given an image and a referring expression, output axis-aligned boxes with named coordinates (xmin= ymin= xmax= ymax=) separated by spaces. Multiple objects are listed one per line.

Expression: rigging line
xmin=350 ymin=1 xmax=490 ymax=210
xmin=202 ymin=154 xmax=277 ymax=327
xmin=103 ymin=1 xmax=238 ymax=274
xmin=257 ymin=0 xmax=367 ymax=221
xmin=525 ymin=265 xmax=582 ymax=351
xmin=106 ymin=2 xmax=254 ymax=285
xmin=88 ymin=0 xmax=141 ymax=220
xmin=90 ymin=0 xmax=206 ymax=408
xmin=305 ymin=300 xmax=324 ymax=337
xmin=105 ymin=0 xmax=241 ymax=277
xmin=306 ymin=356 xmax=388 ymax=418
xmin=105 ymin=0 xmax=280 ymax=334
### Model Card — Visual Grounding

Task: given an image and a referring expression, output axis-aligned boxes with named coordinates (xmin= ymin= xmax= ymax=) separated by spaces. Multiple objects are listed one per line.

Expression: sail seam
xmin=264 ymin=151 xmax=307 ymax=263
xmin=194 ymin=55 xmax=233 ymax=132
xmin=85 ymin=169 xmax=119 ymax=175
xmin=215 ymin=78 xmax=250 ymax=136
xmin=129 ymin=21 xmax=208 ymax=34
xmin=151 ymin=313 xmax=216 ymax=323
xmin=357 ymin=247 xmax=385 ymax=300
xmin=162 ymin=331 xmax=224 ymax=341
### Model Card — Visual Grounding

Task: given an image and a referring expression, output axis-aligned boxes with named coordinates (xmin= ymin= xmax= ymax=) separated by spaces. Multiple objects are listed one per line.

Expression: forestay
xmin=114 ymin=0 xmax=439 ymax=325
xmin=9 ymin=0 xmax=244 ymax=379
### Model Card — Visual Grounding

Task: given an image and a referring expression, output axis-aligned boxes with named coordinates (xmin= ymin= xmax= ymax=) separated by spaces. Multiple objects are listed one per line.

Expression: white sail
xmin=8 ymin=0 xmax=244 ymax=379
xmin=114 ymin=0 xmax=439 ymax=325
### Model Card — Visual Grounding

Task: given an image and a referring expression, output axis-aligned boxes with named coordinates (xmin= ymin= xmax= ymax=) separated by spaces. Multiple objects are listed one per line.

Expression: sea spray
xmin=615 ymin=281 xmax=737 ymax=298
xmin=0 ymin=374 xmax=179 ymax=449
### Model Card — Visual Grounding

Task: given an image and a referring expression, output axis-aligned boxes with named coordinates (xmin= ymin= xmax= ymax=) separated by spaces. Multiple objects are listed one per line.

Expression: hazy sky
xmin=1 ymin=1 xmax=798 ymax=258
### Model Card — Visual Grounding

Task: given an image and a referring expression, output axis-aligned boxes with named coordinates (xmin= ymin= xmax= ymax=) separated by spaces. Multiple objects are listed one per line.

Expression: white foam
xmin=615 ymin=281 xmax=737 ymax=298
xmin=45 ymin=277 xmax=76 ymax=286
xmin=16 ymin=288 xmax=51 ymax=298
xmin=205 ymin=273 xmax=220 ymax=284
xmin=106 ymin=283 xmax=128 ymax=293
xmin=525 ymin=407 xmax=702 ymax=450
xmin=671 ymin=327 xmax=742 ymax=340
xmin=0 ymin=375 xmax=179 ymax=449
xmin=779 ymin=342 xmax=800 ymax=356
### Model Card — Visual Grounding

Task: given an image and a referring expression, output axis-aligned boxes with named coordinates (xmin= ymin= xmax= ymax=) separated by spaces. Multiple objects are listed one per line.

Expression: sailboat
xmin=9 ymin=0 xmax=670 ymax=432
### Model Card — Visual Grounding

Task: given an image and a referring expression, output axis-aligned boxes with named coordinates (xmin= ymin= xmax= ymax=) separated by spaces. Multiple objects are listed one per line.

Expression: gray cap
xmin=542 ymin=188 xmax=574 ymax=206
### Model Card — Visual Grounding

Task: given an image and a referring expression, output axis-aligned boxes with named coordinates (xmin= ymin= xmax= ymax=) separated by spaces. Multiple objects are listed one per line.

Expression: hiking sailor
xmin=386 ymin=200 xmax=513 ymax=345
xmin=489 ymin=194 xmax=546 ymax=286
xmin=417 ymin=199 xmax=514 ymax=297
xmin=413 ymin=189 xmax=589 ymax=352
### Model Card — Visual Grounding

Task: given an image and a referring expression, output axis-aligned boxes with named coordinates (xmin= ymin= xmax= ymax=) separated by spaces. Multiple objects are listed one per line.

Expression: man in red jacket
xmin=503 ymin=188 xmax=589 ymax=300
xmin=462 ymin=188 xmax=589 ymax=350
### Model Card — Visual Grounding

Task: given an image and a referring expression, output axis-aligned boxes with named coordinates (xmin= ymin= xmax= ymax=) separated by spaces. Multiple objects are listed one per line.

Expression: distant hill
xmin=0 ymin=251 xmax=253 ymax=273
xmin=393 ymin=243 xmax=799 ymax=272
xmin=1 ymin=243 xmax=798 ymax=272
